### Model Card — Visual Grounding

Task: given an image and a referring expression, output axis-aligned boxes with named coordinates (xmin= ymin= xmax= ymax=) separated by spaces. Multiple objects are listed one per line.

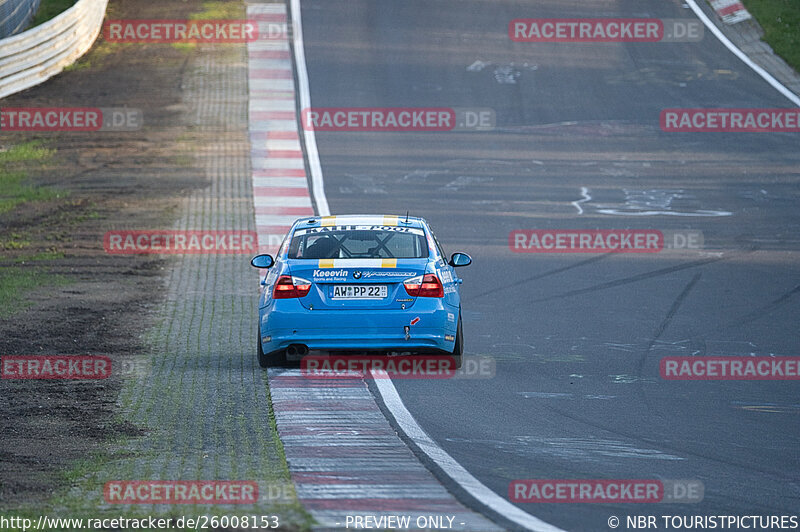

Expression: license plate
xmin=331 ymin=284 xmax=387 ymax=299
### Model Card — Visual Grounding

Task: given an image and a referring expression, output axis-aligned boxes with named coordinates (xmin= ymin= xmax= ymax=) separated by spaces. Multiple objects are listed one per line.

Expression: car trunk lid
xmin=286 ymin=258 xmax=428 ymax=310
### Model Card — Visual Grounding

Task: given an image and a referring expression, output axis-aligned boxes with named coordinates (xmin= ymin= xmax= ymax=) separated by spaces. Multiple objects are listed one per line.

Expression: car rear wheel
xmin=451 ymin=313 xmax=464 ymax=369
xmin=257 ymin=331 xmax=286 ymax=368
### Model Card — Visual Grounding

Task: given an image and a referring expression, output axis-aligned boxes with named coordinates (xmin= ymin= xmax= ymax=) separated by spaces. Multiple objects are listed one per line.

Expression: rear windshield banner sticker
xmin=294 ymin=225 xmax=424 ymax=236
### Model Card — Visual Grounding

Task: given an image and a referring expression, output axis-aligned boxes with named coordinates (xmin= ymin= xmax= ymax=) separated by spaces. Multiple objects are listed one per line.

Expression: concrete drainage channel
xmin=246 ymin=2 xmax=502 ymax=530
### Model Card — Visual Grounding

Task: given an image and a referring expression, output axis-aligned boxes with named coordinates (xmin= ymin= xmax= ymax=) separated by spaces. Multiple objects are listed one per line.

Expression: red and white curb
xmin=268 ymin=374 xmax=501 ymax=530
xmin=247 ymin=3 xmax=313 ymax=255
xmin=684 ymin=0 xmax=800 ymax=107
xmin=246 ymin=2 xmax=501 ymax=530
xmin=709 ymin=0 xmax=752 ymax=24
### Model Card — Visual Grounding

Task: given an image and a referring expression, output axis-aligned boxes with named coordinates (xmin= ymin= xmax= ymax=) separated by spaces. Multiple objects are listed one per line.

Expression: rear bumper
xmin=258 ymin=298 xmax=458 ymax=354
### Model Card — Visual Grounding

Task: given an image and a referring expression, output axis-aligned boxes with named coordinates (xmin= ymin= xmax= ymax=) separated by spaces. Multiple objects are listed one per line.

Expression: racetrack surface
xmin=297 ymin=0 xmax=800 ymax=530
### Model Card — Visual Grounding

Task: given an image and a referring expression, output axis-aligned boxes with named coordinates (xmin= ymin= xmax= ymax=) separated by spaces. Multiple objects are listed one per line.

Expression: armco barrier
xmin=0 ymin=0 xmax=107 ymax=100
xmin=0 ymin=0 xmax=41 ymax=37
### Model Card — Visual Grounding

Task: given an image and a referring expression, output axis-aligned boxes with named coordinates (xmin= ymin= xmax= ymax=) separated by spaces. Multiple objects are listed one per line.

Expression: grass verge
xmin=29 ymin=0 xmax=78 ymax=27
xmin=172 ymin=1 xmax=246 ymax=51
xmin=0 ymin=141 xmax=62 ymax=214
xmin=0 ymin=267 xmax=69 ymax=318
xmin=0 ymin=141 xmax=68 ymax=318
xmin=741 ymin=0 xmax=800 ymax=72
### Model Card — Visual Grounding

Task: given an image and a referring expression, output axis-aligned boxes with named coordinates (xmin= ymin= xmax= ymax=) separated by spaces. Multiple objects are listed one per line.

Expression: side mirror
xmin=250 ymin=254 xmax=274 ymax=269
xmin=448 ymin=252 xmax=472 ymax=267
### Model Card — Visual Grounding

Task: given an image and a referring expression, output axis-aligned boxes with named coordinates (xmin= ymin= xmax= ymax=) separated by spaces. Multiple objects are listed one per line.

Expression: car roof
xmin=292 ymin=214 xmax=427 ymax=230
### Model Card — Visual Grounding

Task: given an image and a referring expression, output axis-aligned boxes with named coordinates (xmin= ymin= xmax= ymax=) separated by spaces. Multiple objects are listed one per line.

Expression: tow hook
xmin=404 ymin=326 xmax=410 ymax=341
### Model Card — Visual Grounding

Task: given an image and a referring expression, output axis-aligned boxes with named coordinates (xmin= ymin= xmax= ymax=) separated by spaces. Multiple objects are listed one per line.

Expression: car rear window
xmin=288 ymin=225 xmax=428 ymax=259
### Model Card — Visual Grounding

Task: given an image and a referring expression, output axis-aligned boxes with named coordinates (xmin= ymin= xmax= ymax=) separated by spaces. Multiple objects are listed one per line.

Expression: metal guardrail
xmin=0 ymin=0 xmax=40 ymax=37
xmin=0 ymin=0 xmax=108 ymax=100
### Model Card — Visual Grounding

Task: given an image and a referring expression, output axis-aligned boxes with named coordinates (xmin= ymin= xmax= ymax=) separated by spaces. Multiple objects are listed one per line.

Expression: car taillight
xmin=273 ymin=275 xmax=312 ymax=299
xmin=403 ymin=273 xmax=444 ymax=298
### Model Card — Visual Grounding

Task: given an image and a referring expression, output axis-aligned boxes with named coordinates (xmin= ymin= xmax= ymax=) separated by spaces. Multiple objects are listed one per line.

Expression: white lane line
xmin=290 ymin=0 xmax=330 ymax=217
xmin=684 ymin=0 xmax=800 ymax=107
xmin=372 ymin=371 xmax=565 ymax=532
xmin=572 ymin=186 xmax=591 ymax=215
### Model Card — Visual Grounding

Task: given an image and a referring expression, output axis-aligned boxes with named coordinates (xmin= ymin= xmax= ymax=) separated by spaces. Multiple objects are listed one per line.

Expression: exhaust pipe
xmin=286 ymin=344 xmax=309 ymax=357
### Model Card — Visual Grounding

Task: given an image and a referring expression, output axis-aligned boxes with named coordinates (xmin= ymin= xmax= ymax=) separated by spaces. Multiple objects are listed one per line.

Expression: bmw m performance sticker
xmin=360 ymin=271 xmax=416 ymax=278
xmin=310 ymin=268 xmax=417 ymax=281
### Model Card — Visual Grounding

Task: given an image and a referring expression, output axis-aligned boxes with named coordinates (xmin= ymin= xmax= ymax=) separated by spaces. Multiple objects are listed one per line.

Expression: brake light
xmin=403 ymin=274 xmax=444 ymax=298
xmin=273 ymin=275 xmax=312 ymax=299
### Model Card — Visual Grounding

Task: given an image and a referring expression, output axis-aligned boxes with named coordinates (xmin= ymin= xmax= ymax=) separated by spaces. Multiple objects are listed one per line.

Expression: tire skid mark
xmin=634 ymin=273 xmax=703 ymax=416
xmin=466 ymin=253 xmax=611 ymax=302
xmin=530 ymin=255 xmax=725 ymax=303
xmin=724 ymin=283 xmax=800 ymax=329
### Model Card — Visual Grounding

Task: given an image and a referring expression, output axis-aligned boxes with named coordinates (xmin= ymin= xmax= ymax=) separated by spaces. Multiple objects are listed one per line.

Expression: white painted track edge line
xmin=684 ymin=0 xmax=800 ymax=107
xmin=290 ymin=0 xmax=331 ymax=217
xmin=372 ymin=371 xmax=565 ymax=532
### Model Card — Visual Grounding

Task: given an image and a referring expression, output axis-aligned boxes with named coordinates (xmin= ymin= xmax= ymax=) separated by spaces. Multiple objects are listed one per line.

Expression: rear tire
xmin=451 ymin=313 xmax=464 ymax=370
xmin=257 ymin=331 xmax=286 ymax=368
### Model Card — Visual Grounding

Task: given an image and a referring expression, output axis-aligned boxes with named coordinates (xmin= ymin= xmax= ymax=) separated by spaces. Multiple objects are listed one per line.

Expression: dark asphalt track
xmin=298 ymin=0 xmax=800 ymax=529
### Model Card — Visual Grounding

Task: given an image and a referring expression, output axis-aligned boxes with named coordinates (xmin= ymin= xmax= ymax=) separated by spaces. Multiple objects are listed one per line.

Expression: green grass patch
xmin=15 ymin=250 xmax=66 ymax=262
xmin=0 ymin=141 xmax=63 ymax=214
xmin=64 ymin=41 xmax=122 ymax=72
xmin=29 ymin=0 xmax=78 ymax=27
xmin=0 ymin=173 xmax=62 ymax=214
xmin=0 ymin=232 xmax=31 ymax=250
xmin=191 ymin=0 xmax=245 ymax=20
xmin=172 ymin=1 xmax=246 ymax=51
xmin=741 ymin=0 xmax=800 ymax=72
xmin=0 ymin=268 xmax=68 ymax=318
xmin=0 ymin=141 xmax=54 ymax=164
